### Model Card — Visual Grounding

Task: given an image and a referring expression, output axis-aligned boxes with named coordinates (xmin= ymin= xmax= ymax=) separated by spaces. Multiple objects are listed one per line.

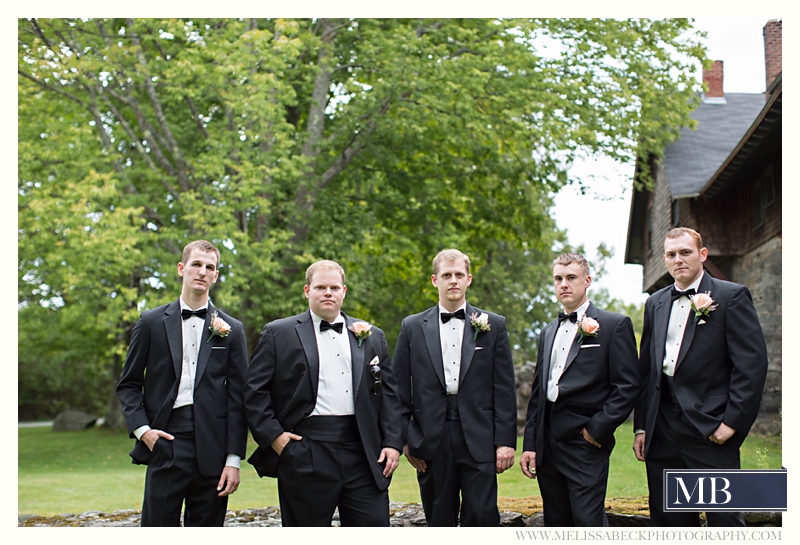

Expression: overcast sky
xmin=554 ymin=18 xmax=777 ymax=305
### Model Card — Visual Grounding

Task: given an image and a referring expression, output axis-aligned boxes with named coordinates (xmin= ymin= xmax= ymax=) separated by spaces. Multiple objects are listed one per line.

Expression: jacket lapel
xmin=459 ymin=303 xmax=478 ymax=383
xmin=540 ymin=319 xmax=558 ymax=384
xmin=194 ymin=303 xmax=214 ymax=387
xmin=562 ymin=302 xmax=596 ymax=374
xmin=164 ymin=300 xmax=183 ymax=381
xmin=296 ymin=310 xmax=320 ymax=402
xmin=674 ymin=274 xmax=713 ymax=373
xmin=344 ymin=313 xmax=366 ymax=401
xmin=652 ymin=289 xmax=672 ymax=375
xmin=422 ymin=306 xmax=447 ymax=390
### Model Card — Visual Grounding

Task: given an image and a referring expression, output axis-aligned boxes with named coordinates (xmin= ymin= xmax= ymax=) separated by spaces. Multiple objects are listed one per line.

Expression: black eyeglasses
xmin=370 ymin=364 xmax=382 ymax=393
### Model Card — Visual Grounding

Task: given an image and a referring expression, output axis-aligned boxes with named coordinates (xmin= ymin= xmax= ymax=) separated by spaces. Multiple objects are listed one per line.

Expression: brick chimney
xmin=763 ymin=19 xmax=782 ymax=90
xmin=703 ymin=60 xmax=724 ymax=102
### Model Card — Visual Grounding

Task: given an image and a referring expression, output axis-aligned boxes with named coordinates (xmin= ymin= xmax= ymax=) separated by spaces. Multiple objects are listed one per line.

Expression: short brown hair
xmin=306 ymin=260 xmax=346 ymax=287
xmin=432 ymin=249 xmax=471 ymax=275
xmin=181 ymin=240 xmax=220 ymax=267
xmin=665 ymin=227 xmax=703 ymax=251
xmin=553 ymin=253 xmax=590 ymax=276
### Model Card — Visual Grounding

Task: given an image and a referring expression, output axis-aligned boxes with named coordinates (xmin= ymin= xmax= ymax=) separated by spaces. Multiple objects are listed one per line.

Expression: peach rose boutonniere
xmin=470 ymin=312 xmax=491 ymax=341
xmin=690 ymin=292 xmax=718 ymax=323
xmin=348 ymin=321 xmax=373 ymax=347
xmin=207 ymin=311 xmax=232 ymax=343
xmin=577 ymin=315 xmax=600 ymax=342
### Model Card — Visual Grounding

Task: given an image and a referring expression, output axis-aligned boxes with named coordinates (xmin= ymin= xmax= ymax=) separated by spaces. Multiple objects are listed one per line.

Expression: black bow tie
xmin=319 ymin=320 xmax=343 ymax=334
xmin=181 ymin=308 xmax=207 ymax=320
xmin=670 ymin=287 xmax=696 ymax=302
xmin=557 ymin=311 xmax=578 ymax=324
xmin=441 ymin=309 xmax=466 ymax=323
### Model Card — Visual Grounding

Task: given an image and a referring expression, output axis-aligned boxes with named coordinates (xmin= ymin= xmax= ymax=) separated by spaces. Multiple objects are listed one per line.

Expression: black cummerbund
xmin=446 ymin=394 xmax=460 ymax=421
xmin=292 ymin=415 xmax=360 ymax=443
xmin=166 ymin=404 xmax=194 ymax=434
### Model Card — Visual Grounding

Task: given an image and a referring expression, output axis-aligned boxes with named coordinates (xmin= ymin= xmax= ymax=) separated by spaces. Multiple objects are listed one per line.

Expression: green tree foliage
xmin=18 ymin=18 xmax=704 ymax=424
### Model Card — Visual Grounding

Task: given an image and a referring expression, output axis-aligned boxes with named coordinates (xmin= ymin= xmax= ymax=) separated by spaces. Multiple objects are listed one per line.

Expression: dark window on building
xmin=752 ymin=165 xmax=774 ymax=230
xmin=672 ymin=200 xmax=679 ymax=226
xmin=763 ymin=164 xmax=775 ymax=206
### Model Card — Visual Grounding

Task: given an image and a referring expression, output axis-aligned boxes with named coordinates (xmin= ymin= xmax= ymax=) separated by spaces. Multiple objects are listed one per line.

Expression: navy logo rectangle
xmin=664 ymin=469 xmax=786 ymax=512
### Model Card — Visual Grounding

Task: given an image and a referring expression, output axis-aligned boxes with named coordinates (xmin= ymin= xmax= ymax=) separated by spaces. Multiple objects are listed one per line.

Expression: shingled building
xmin=625 ymin=20 xmax=782 ymax=433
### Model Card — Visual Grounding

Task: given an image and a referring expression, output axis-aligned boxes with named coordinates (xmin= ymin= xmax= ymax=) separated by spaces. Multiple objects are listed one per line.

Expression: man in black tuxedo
xmin=245 ymin=260 xmax=402 ymax=526
xmin=520 ymin=253 xmax=639 ymax=526
xmin=117 ymin=240 xmax=248 ymax=526
xmin=633 ymin=228 xmax=768 ymax=526
xmin=391 ymin=249 xmax=517 ymax=526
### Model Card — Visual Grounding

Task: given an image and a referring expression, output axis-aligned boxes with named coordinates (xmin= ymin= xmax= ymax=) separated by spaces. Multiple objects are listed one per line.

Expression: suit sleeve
xmin=390 ymin=319 xmax=413 ymax=446
xmin=722 ymin=286 xmax=768 ymax=435
xmin=585 ymin=315 xmax=640 ymax=445
xmin=633 ymin=299 xmax=654 ymax=432
xmin=225 ymin=318 xmax=249 ymax=458
xmin=245 ymin=324 xmax=286 ymax=450
xmin=522 ymin=328 xmax=546 ymax=452
xmin=116 ymin=313 xmax=151 ymax=437
xmin=492 ymin=317 xmax=517 ymax=449
xmin=375 ymin=329 xmax=403 ymax=451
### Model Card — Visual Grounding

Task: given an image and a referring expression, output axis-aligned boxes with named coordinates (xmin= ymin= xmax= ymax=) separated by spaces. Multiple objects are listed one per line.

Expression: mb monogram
xmin=664 ymin=469 xmax=786 ymax=512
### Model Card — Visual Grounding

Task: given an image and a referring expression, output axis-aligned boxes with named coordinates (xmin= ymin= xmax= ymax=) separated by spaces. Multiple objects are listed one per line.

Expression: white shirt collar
xmin=438 ymin=302 xmax=467 ymax=315
xmin=179 ymin=298 xmax=208 ymax=311
xmin=310 ymin=310 xmax=344 ymax=325
xmin=562 ymin=299 xmax=591 ymax=318
xmin=674 ymin=270 xmax=704 ymax=293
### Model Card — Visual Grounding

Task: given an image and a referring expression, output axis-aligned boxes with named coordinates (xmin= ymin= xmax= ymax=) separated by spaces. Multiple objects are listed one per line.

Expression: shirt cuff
xmin=133 ymin=425 xmax=151 ymax=440
xmin=634 ymin=429 xmax=646 ymax=435
xmin=225 ymin=454 xmax=241 ymax=469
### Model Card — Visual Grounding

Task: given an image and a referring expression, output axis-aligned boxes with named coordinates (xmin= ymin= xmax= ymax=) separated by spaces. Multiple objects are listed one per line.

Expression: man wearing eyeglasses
xmin=245 ymin=260 xmax=402 ymax=526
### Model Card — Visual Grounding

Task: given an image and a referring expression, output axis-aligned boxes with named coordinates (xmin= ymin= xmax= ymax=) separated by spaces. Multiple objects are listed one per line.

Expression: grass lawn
xmin=18 ymin=425 xmax=782 ymax=516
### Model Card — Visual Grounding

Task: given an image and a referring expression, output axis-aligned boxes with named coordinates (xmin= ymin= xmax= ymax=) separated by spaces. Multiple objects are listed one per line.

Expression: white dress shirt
xmin=174 ymin=299 xmax=205 ymax=409
xmin=662 ymin=272 xmax=704 ymax=377
xmin=547 ymin=300 xmax=591 ymax=402
xmin=310 ymin=311 xmax=355 ymax=416
xmin=439 ymin=303 xmax=466 ymax=394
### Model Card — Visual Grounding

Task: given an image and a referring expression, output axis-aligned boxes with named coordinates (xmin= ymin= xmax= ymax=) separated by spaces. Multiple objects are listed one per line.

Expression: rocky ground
xmin=18 ymin=501 xmax=781 ymax=527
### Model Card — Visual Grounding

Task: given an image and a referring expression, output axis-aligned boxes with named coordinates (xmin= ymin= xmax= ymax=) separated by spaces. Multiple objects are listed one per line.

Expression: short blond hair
xmin=181 ymin=240 xmax=220 ymax=267
xmin=553 ymin=253 xmax=590 ymax=276
xmin=432 ymin=249 xmax=471 ymax=275
xmin=305 ymin=260 xmax=346 ymax=286
xmin=665 ymin=227 xmax=703 ymax=251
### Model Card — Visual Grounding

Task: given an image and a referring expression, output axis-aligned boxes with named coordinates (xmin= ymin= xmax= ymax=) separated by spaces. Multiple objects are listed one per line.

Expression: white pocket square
xmin=580 ymin=344 xmax=601 ymax=349
xmin=698 ymin=319 xmax=706 ymax=325
xmin=368 ymin=356 xmax=380 ymax=367
xmin=211 ymin=346 xmax=226 ymax=350
xmin=475 ymin=346 xmax=485 ymax=351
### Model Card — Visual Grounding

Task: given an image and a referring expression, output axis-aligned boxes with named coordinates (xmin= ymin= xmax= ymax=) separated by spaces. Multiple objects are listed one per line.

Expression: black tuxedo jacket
xmin=634 ymin=274 xmax=768 ymax=455
xmin=116 ymin=300 xmax=249 ymax=477
xmin=523 ymin=303 xmax=639 ymax=458
xmin=245 ymin=310 xmax=403 ymax=489
xmin=391 ymin=303 xmax=517 ymax=463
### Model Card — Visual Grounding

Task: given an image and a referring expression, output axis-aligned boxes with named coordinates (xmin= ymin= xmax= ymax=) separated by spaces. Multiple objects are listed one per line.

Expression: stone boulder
xmin=52 ymin=410 xmax=98 ymax=432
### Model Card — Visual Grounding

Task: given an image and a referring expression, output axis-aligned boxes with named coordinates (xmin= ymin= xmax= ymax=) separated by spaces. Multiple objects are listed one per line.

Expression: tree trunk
xmin=103 ymin=350 xmax=126 ymax=429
